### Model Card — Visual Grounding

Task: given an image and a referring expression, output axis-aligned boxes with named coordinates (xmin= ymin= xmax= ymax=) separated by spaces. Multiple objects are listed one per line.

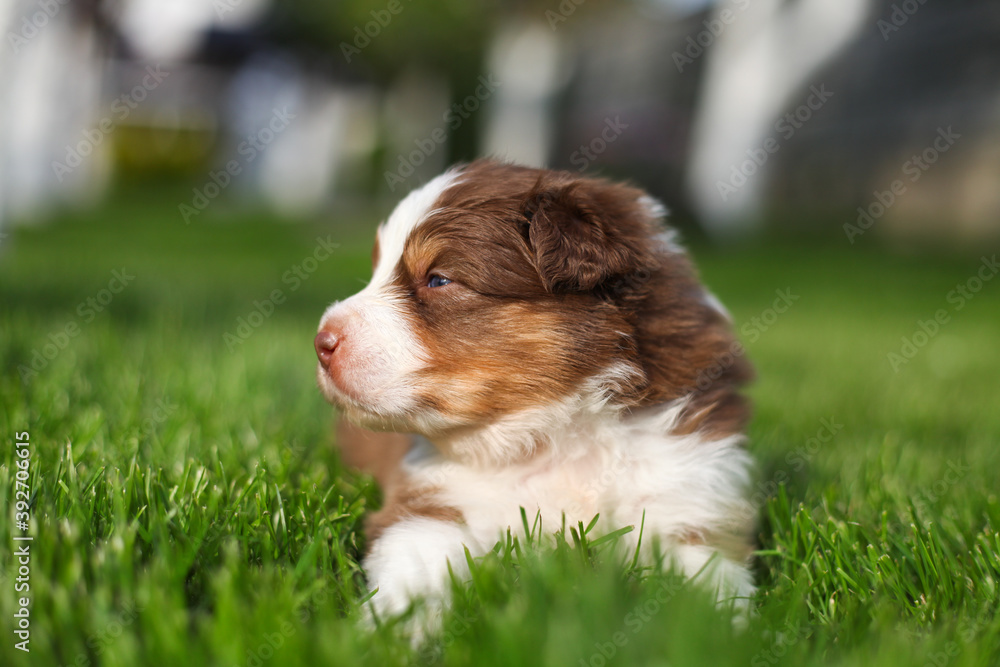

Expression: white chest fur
xmin=363 ymin=402 xmax=757 ymax=619
xmin=408 ymin=403 xmax=753 ymax=549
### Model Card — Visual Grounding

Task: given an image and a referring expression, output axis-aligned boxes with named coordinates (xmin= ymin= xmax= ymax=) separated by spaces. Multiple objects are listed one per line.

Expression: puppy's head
xmin=315 ymin=160 xmax=749 ymax=458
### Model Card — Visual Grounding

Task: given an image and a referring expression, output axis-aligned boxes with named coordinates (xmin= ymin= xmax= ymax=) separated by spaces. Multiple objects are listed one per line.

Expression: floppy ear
xmin=522 ymin=181 xmax=655 ymax=293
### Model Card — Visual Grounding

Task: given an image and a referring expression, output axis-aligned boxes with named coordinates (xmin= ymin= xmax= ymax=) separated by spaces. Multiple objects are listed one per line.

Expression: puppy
xmin=314 ymin=159 xmax=756 ymax=619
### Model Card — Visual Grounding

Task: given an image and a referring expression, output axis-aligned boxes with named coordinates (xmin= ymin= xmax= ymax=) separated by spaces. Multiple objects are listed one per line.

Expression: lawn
xmin=1 ymin=189 xmax=998 ymax=667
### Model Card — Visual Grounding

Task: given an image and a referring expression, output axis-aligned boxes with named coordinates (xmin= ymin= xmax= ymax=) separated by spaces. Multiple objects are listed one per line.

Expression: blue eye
xmin=427 ymin=274 xmax=452 ymax=288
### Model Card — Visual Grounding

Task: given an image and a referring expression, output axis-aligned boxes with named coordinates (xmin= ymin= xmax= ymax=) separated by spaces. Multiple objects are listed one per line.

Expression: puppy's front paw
xmin=362 ymin=517 xmax=476 ymax=628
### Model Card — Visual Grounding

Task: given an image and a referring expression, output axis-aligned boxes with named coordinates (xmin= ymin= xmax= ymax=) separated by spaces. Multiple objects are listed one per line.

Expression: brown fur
xmin=681 ymin=526 xmax=755 ymax=563
xmin=335 ymin=420 xmax=411 ymax=491
xmin=335 ymin=421 xmax=464 ymax=549
xmin=381 ymin=160 xmax=751 ymax=442
xmin=364 ymin=483 xmax=465 ymax=547
xmin=371 ymin=234 xmax=381 ymax=270
xmin=330 ymin=160 xmax=753 ymax=549
xmin=327 ymin=160 xmax=752 ymax=596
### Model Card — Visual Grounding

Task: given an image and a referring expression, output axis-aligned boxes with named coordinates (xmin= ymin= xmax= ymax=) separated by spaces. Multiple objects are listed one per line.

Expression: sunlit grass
xmin=1 ymin=194 xmax=998 ymax=666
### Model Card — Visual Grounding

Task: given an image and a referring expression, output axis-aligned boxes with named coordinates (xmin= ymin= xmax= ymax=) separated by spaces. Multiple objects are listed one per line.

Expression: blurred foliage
xmin=274 ymin=0 xmax=502 ymax=84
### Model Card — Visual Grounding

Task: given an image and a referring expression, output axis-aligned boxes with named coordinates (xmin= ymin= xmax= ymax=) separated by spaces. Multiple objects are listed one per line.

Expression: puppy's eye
xmin=427 ymin=274 xmax=452 ymax=288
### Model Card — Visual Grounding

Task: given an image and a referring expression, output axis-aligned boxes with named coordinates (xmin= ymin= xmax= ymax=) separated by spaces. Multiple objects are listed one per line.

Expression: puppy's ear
xmin=522 ymin=180 xmax=655 ymax=293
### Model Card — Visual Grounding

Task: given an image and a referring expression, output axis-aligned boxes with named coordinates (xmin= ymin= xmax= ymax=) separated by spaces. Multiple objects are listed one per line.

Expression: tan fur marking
xmin=371 ymin=234 xmax=381 ymax=271
xmin=335 ymin=419 xmax=411 ymax=491
xmin=384 ymin=159 xmax=752 ymax=444
xmin=365 ymin=482 xmax=465 ymax=548
xmin=679 ymin=527 xmax=755 ymax=563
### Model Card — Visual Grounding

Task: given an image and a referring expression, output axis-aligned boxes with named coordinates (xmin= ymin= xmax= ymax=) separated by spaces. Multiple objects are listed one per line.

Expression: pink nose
xmin=314 ymin=330 xmax=340 ymax=367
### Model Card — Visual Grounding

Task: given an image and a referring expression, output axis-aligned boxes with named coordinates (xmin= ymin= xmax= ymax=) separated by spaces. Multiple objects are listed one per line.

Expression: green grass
xmin=1 ymin=191 xmax=999 ymax=666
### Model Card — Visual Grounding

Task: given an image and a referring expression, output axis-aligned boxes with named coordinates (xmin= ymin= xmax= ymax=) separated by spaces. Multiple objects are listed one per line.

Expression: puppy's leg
xmin=622 ymin=522 xmax=755 ymax=612
xmin=671 ymin=542 xmax=756 ymax=612
xmin=363 ymin=516 xmax=475 ymax=623
xmin=338 ymin=424 xmax=470 ymax=626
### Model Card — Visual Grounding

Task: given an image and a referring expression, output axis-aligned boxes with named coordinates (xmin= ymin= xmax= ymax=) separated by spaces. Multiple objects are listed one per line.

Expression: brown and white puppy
xmin=314 ymin=159 xmax=755 ymax=619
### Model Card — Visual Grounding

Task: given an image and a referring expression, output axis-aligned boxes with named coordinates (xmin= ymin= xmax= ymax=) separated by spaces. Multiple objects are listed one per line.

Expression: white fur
xmin=639 ymin=194 xmax=687 ymax=255
xmin=369 ymin=169 xmax=462 ymax=289
xmin=638 ymin=194 xmax=669 ymax=222
xmin=702 ymin=290 xmax=733 ymax=322
xmin=317 ymin=170 xmax=461 ymax=421
xmin=363 ymin=389 xmax=756 ymax=615
xmin=365 ymin=517 xmax=478 ymax=619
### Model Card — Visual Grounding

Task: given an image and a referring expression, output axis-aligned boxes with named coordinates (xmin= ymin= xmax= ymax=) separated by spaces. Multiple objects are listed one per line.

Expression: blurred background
xmin=1 ymin=0 xmax=999 ymax=244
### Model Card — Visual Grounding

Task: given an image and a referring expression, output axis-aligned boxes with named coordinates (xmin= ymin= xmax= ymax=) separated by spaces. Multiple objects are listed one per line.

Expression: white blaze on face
xmin=317 ymin=170 xmax=462 ymax=421
xmin=370 ymin=170 xmax=462 ymax=288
